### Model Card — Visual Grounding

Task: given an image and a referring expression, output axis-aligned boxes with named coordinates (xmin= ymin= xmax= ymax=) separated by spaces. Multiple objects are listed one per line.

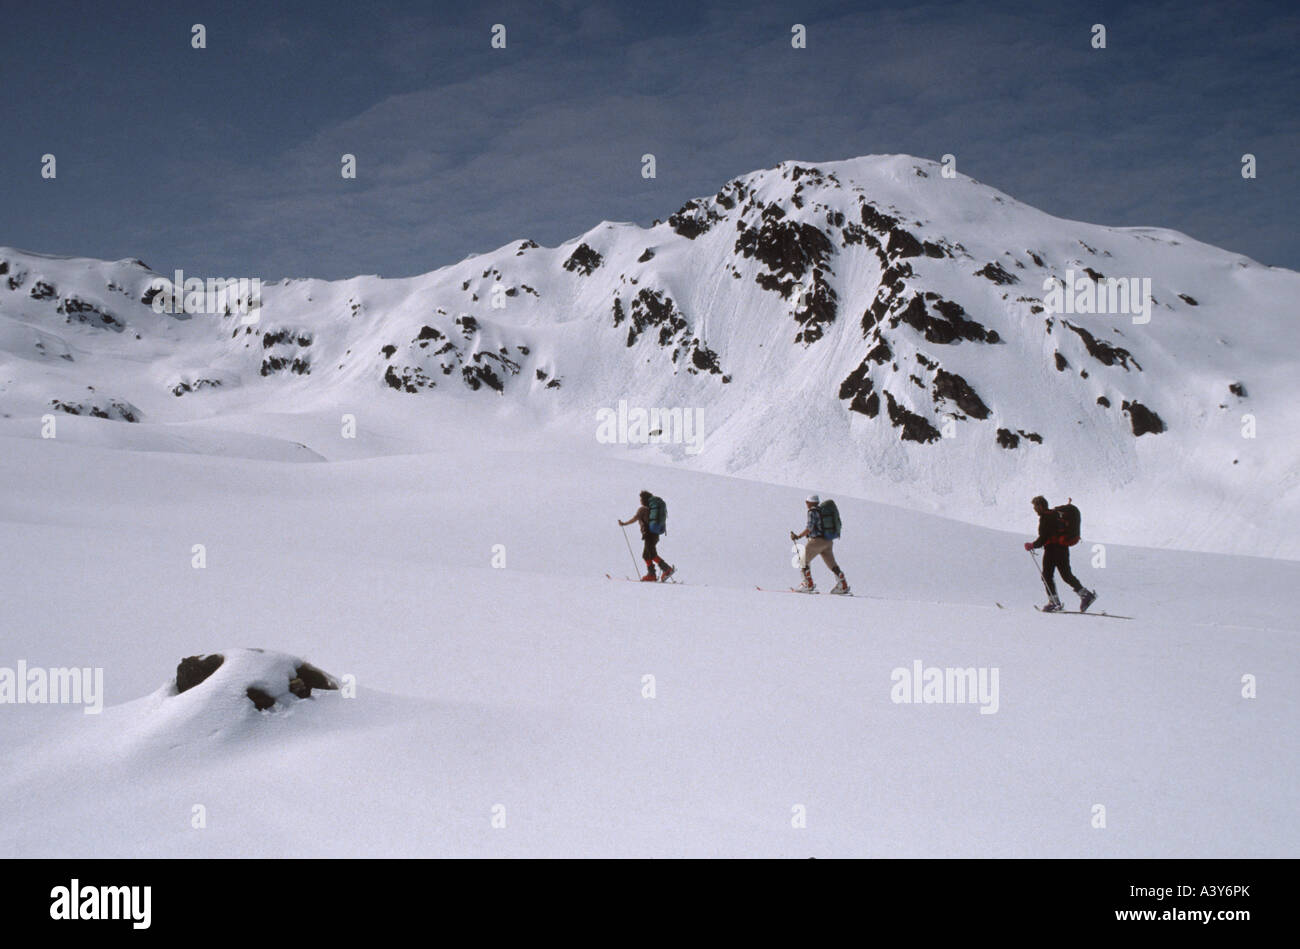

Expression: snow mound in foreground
xmin=131 ymin=648 xmax=340 ymax=741
xmin=68 ymin=648 xmax=347 ymax=761
xmin=0 ymin=648 xmax=370 ymax=809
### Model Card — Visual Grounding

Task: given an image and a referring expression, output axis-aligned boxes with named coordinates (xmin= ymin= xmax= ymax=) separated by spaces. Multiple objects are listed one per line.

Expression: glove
xmin=790 ymin=531 xmax=798 ymax=541
xmin=1024 ymin=542 xmax=1033 ymax=551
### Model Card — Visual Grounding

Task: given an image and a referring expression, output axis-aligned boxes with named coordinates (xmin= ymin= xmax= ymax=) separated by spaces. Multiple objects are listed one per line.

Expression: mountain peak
xmin=2 ymin=155 xmax=1296 ymax=556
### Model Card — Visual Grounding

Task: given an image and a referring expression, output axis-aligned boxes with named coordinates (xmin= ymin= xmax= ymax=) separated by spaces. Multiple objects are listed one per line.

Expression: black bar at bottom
xmin=7 ymin=857 xmax=1282 ymax=935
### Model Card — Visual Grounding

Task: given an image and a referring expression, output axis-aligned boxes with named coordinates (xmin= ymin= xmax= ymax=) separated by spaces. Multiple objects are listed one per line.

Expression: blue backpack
xmin=647 ymin=496 xmax=667 ymax=534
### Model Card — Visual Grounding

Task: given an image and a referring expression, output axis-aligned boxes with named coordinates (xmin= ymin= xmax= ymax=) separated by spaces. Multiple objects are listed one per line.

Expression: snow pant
xmin=642 ymin=532 xmax=667 ymax=566
xmin=1041 ymin=544 xmax=1081 ymax=596
xmin=804 ymin=538 xmax=841 ymax=574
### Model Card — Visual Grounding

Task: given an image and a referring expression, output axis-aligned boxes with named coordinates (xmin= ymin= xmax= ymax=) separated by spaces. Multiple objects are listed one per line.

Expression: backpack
xmin=818 ymin=499 xmax=841 ymax=540
xmin=1053 ymin=501 xmax=1081 ymax=546
xmin=647 ymin=496 xmax=667 ymax=535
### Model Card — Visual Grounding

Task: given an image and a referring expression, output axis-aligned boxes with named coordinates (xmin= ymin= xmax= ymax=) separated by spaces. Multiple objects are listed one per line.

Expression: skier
xmin=619 ymin=490 xmax=674 ymax=582
xmin=1024 ymin=495 xmax=1096 ymax=612
xmin=790 ymin=495 xmax=850 ymax=594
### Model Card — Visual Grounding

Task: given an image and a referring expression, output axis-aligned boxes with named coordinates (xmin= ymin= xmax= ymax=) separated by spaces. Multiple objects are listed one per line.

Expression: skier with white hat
xmin=790 ymin=494 xmax=850 ymax=594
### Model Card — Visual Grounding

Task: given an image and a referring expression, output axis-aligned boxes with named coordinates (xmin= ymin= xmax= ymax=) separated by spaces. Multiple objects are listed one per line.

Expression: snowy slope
xmin=3 ymin=154 xmax=1298 ymax=558
xmin=0 ymin=433 xmax=1296 ymax=858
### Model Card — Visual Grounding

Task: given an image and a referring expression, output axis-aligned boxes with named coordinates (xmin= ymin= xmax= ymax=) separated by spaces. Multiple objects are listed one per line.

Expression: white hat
xmin=806 ymin=494 xmax=820 ymax=504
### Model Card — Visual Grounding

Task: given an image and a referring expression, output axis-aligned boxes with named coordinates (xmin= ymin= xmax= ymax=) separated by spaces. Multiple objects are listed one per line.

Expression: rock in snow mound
xmin=87 ymin=648 xmax=347 ymax=754
xmin=0 ymin=649 xmax=356 ymax=804
xmin=170 ymin=649 xmax=339 ymax=714
xmin=174 ymin=651 xmax=338 ymax=710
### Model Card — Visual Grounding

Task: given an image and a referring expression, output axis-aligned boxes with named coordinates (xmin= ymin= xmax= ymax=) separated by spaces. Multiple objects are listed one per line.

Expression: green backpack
xmin=647 ymin=496 xmax=667 ymax=534
xmin=818 ymin=500 xmax=841 ymax=539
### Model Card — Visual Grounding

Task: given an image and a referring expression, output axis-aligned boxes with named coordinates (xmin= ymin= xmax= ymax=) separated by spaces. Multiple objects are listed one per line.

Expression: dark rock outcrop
xmin=462 ymin=360 xmax=504 ymax=393
xmin=50 ymin=398 xmax=142 ymax=422
xmin=667 ymin=199 xmax=721 ymax=239
xmin=562 ymin=243 xmax=603 ymax=275
xmin=734 ymin=218 xmax=835 ymax=283
xmin=887 ymin=293 xmax=998 ymax=345
xmin=932 ymin=369 xmax=991 ymax=419
xmin=1064 ymin=322 xmax=1140 ymax=370
xmin=246 ymin=687 xmax=276 ymax=710
xmin=172 ymin=378 xmax=223 ymax=397
xmin=624 ymin=288 xmax=687 ymax=347
xmin=975 ymin=262 xmax=1018 ymax=285
xmin=385 ymin=364 xmax=433 ymax=392
xmin=839 ymin=362 xmax=880 ymax=417
xmin=884 ymin=391 xmax=941 ymax=443
xmin=260 ymin=355 xmax=310 ymax=376
xmin=58 ymin=297 xmax=123 ymax=332
xmin=1122 ymin=400 xmax=1165 ymax=436
xmin=176 ymin=654 xmax=225 ymax=693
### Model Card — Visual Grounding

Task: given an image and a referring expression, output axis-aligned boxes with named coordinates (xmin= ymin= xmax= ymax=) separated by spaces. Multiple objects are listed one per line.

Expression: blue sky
xmin=1 ymin=0 xmax=1296 ymax=279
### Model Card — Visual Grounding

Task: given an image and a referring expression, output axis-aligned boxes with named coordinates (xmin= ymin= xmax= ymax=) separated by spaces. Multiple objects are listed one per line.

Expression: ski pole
xmin=1027 ymin=548 xmax=1053 ymax=599
xmin=620 ymin=523 xmax=640 ymax=575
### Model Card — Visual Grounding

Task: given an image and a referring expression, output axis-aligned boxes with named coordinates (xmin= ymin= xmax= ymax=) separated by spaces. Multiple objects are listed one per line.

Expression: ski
xmin=755 ymin=585 xmax=855 ymax=596
xmin=1033 ymin=606 xmax=1132 ymax=619
xmin=606 ymin=573 xmax=681 ymax=585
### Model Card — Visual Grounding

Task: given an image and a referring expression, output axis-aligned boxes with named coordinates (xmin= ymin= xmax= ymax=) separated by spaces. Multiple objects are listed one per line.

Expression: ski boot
xmin=796 ymin=572 xmax=816 ymax=593
xmin=830 ymin=575 xmax=851 ymax=595
xmin=659 ymin=564 xmax=675 ymax=582
xmin=1041 ymin=595 xmax=1063 ymax=613
xmin=1078 ymin=589 xmax=1097 ymax=613
xmin=640 ymin=571 xmax=658 ymax=582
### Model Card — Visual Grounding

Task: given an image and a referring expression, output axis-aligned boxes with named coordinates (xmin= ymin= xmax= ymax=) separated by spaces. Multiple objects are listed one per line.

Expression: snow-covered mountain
xmin=2 ymin=154 xmax=1297 ymax=557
